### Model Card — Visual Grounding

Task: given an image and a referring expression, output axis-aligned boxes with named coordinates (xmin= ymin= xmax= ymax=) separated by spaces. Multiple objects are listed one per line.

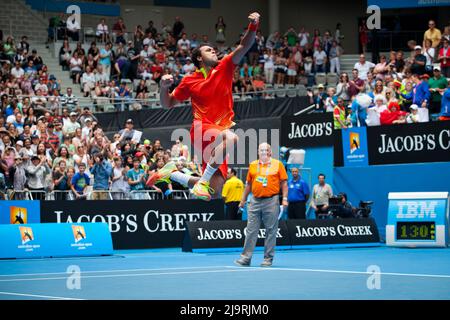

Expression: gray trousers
xmin=241 ymin=195 xmax=280 ymax=262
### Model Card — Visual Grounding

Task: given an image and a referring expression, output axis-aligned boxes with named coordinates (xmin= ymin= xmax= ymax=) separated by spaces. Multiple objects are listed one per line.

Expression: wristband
xmin=282 ymin=197 xmax=288 ymax=201
xmin=248 ymin=22 xmax=259 ymax=32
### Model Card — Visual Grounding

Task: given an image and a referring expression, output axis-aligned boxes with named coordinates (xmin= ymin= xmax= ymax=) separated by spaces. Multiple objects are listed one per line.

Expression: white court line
xmin=225 ymin=266 xmax=450 ymax=279
xmin=0 ymin=291 xmax=84 ymax=300
xmin=0 ymin=265 xmax=233 ymax=278
xmin=0 ymin=268 xmax=267 ymax=282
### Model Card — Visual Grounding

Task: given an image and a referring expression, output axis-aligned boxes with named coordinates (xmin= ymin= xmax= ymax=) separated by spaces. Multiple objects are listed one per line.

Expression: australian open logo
xmin=19 ymin=226 xmax=34 ymax=245
xmin=11 ymin=207 xmax=27 ymax=224
xmin=72 ymin=225 xmax=86 ymax=243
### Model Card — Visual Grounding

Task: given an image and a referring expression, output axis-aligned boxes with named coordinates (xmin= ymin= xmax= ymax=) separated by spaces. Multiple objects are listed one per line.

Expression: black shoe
xmin=234 ymin=259 xmax=250 ymax=267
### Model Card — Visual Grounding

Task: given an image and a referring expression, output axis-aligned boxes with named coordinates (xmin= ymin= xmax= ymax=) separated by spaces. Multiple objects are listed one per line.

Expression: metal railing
xmin=1 ymin=189 xmax=191 ymax=200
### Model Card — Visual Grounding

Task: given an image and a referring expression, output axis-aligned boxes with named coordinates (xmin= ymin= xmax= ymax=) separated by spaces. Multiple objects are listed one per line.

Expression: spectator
xmin=373 ymin=55 xmax=389 ymax=80
xmin=359 ymin=20 xmax=369 ymax=54
xmin=423 ymin=20 xmax=442 ymax=49
xmin=429 ymin=66 xmax=449 ymax=114
xmin=128 ymin=157 xmax=146 ymax=199
xmin=406 ymin=105 xmax=420 ymax=123
xmin=12 ymin=154 xmax=26 ymax=198
xmin=52 ymin=159 xmax=70 ymax=200
xmin=438 ymin=39 xmax=450 ymax=78
xmin=311 ymin=173 xmax=333 ymax=218
xmin=111 ymin=156 xmax=129 ymax=199
xmin=439 ymin=83 xmax=450 ymax=121
xmin=70 ymin=162 xmax=90 ymax=200
xmin=348 ymin=69 xmax=365 ymax=99
xmin=287 ymin=167 xmax=310 ymax=220
xmin=81 ymin=66 xmax=96 ymax=97
xmin=69 ymin=52 xmax=83 ymax=84
xmin=313 ymin=45 xmax=327 ymax=73
xmin=333 ymin=97 xmax=348 ymax=129
xmin=90 ymin=153 xmax=112 ymax=200
xmin=221 ymin=168 xmax=244 ymax=220
xmin=410 ymin=45 xmax=427 ymax=76
xmin=66 ymin=14 xmax=80 ymax=41
xmin=99 ymin=42 xmax=113 ymax=79
xmin=336 ymin=73 xmax=350 ymax=101
xmin=61 ymin=88 xmax=79 ymax=110
xmin=298 ymin=26 xmax=309 ymax=47
xmin=26 ymin=155 xmax=51 ymax=200
xmin=63 ymin=111 xmax=81 ymax=136
xmin=96 ymin=18 xmax=110 ymax=43
xmin=354 ymin=54 xmax=375 ymax=81
xmin=112 ymin=18 xmax=127 ymax=45
xmin=172 ymin=16 xmax=185 ymax=41
xmin=422 ymin=40 xmax=435 ymax=73
xmin=215 ymin=16 xmax=226 ymax=45
xmin=329 ymin=40 xmax=342 ymax=74
xmin=412 ymin=73 xmax=431 ymax=108
xmin=380 ymin=101 xmax=406 ymax=125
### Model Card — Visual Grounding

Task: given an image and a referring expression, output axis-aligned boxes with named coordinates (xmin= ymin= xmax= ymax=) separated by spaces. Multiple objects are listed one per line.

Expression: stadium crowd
xmin=0 ymin=15 xmax=449 ymax=199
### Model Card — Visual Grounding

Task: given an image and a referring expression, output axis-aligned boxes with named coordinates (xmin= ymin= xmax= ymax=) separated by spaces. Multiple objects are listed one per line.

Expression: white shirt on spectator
xmin=298 ymin=32 xmax=309 ymax=47
xmin=82 ymin=72 xmax=96 ymax=84
xmin=96 ymin=23 xmax=108 ymax=36
xmin=354 ymin=61 xmax=375 ymax=80
xmin=143 ymin=37 xmax=155 ymax=47
xmin=70 ymin=57 xmax=83 ymax=71
xmin=177 ymin=39 xmax=190 ymax=51
xmin=182 ymin=63 xmax=196 ymax=74
xmin=11 ymin=67 xmax=24 ymax=78
xmin=34 ymin=83 xmax=48 ymax=95
xmin=63 ymin=120 xmax=81 ymax=135
xmin=314 ymin=50 xmax=327 ymax=65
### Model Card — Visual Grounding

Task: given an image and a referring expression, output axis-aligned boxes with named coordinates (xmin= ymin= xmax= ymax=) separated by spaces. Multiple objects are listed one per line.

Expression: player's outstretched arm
xmin=231 ymin=12 xmax=260 ymax=65
xmin=160 ymin=74 xmax=179 ymax=109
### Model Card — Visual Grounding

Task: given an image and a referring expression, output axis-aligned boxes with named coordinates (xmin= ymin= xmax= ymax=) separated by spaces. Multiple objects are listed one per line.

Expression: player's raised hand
xmin=248 ymin=12 xmax=260 ymax=24
xmin=160 ymin=74 xmax=174 ymax=89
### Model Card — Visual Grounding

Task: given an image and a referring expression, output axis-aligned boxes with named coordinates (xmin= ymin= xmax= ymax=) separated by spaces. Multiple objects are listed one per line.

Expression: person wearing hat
xmin=410 ymin=46 xmax=427 ymax=76
xmin=412 ymin=73 xmax=431 ymax=108
xmin=63 ymin=111 xmax=81 ymax=136
xmin=118 ymin=119 xmax=136 ymax=142
xmin=407 ymin=105 xmax=420 ymax=123
xmin=78 ymin=107 xmax=98 ymax=128
xmin=428 ymin=66 xmax=449 ymax=114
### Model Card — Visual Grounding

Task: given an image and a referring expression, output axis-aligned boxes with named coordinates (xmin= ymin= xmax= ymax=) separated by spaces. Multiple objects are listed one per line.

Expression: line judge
xmin=235 ymin=143 xmax=288 ymax=267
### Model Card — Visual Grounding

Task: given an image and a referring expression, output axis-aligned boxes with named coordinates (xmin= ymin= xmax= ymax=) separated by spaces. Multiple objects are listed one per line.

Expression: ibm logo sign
xmin=395 ymin=201 xmax=438 ymax=219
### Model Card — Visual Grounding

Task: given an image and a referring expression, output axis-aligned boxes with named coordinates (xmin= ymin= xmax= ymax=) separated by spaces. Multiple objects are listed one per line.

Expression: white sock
xmin=199 ymin=163 xmax=217 ymax=183
xmin=170 ymin=171 xmax=191 ymax=187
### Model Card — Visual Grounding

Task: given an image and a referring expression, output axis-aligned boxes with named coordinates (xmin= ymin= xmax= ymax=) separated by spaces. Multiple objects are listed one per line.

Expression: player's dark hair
xmin=318 ymin=173 xmax=326 ymax=179
xmin=191 ymin=43 xmax=213 ymax=68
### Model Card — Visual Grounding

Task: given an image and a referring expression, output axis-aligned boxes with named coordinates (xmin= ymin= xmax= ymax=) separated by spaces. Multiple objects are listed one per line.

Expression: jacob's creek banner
xmin=334 ymin=121 xmax=450 ymax=166
xmin=0 ymin=201 xmax=40 ymax=224
xmin=367 ymin=121 xmax=450 ymax=165
xmin=0 ymin=223 xmax=113 ymax=259
xmin=281 ymin=113 xmax=334 ymax=148
xmin=41 ymin=200 xmax=225 ymax=249
xmin=183 ymin=219 xmax=380 ymax=252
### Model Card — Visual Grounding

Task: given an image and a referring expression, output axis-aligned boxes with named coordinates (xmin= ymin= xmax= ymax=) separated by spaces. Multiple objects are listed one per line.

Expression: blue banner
xmin=368 ymin=0 xmax=450 ymax=9
xmin=342 ymin=127 xmax=369 ymax=167
xmin=0 ymin=201 xmax=40 ymax=225
xmin=0 ymin=223 xmax=113 ymax=259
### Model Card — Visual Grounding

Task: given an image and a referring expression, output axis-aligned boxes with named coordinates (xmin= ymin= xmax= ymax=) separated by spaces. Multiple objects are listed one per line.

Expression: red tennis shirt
xmin=172 ymin=53 xmax=237 ymax=129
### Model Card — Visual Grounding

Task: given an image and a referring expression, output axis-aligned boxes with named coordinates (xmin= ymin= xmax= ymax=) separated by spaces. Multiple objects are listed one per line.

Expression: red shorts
xmin=190 ymin=120 xmax=228 ymax=180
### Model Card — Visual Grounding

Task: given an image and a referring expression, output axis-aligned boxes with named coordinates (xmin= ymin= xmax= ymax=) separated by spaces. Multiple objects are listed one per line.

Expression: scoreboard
xmin=386 ymin=192 xmax=449 ymax=247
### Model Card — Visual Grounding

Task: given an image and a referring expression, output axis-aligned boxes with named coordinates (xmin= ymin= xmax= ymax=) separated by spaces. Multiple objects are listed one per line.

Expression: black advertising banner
xmin=367 ymin=121 xmax=450 ymax=165
xmin=183 ymin=220 xmax=290 ymax=252
xmin=281 ymin=113 xmax=334 ymax=148
xmin=183 ymin=219 xmax=379 ymax=251
xmin=40 ymin=200 xmax=225 ymax=250
xmin=287 ymin=218 xmax=380 ymax=246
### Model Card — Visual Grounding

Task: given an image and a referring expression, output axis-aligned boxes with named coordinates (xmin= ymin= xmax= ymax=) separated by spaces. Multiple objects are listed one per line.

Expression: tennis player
xmin=147 ymin=12 xmax=261 ymax=201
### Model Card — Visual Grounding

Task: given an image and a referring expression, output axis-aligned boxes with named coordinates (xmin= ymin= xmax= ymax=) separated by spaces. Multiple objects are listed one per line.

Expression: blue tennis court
xmin=0 ymin=246 xmax=449 ymax=300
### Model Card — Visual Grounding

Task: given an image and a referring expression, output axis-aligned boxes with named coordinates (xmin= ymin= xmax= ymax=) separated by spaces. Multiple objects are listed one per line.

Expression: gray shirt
xmin=312 ymin=183 xmax=333 ymax=206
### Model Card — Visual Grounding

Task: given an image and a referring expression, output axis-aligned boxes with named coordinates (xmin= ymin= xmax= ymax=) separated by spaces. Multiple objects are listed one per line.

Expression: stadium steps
xmin=32 ymin=42 xmax=85 ymax=98
xmin=0 ymin=0 xmax=48 ymax=42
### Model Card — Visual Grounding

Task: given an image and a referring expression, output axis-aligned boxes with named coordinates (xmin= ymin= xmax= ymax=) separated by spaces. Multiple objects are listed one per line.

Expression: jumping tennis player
xmin=147 ymin=12 xmax=261 ymax=201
